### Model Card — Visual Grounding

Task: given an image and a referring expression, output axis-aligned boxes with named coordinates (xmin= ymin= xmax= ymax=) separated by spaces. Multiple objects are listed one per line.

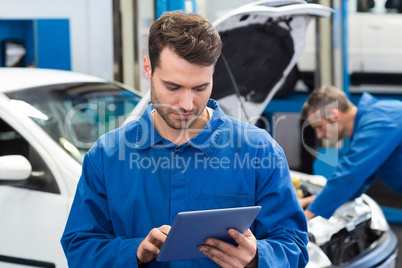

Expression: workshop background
xmin=0 ymin=0 xmax=401 ymax=267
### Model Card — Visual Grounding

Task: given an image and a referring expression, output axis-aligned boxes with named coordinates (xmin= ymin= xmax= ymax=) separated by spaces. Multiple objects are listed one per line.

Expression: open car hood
xmin=211 ymin=0 xmax=332 ymax=122
xmin=291 ymin=170 xmax=398 ymax=267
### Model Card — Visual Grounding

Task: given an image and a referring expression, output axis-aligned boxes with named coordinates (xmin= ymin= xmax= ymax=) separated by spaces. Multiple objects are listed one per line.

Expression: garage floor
xmin=390 ymin=224 xmax=402 ymax=268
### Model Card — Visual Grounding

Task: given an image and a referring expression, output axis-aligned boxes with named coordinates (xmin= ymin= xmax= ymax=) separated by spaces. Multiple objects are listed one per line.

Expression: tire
xmin=274 ymin=66 xmax=299 ymax=99
xmin=300 ymin=71 xmax=314 ymax=90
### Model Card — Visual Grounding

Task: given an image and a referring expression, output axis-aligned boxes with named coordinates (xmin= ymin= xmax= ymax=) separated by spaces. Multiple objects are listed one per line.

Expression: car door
xmin=0 ymin=105 xmax=71 ymax=268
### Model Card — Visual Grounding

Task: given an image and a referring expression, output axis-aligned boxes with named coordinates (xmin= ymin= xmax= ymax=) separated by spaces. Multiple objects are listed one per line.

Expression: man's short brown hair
xmin=148 ymin=10 xmax=222 ymax=73
xmin=301 ymin=85 xmax=354 ymax=119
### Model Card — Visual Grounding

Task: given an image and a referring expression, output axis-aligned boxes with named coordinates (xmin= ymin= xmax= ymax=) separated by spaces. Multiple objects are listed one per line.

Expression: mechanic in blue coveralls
xmin=60 ymin=11 xmax=308 ymax=267
xmin=300 ymin=85 xmax=402 ymax=220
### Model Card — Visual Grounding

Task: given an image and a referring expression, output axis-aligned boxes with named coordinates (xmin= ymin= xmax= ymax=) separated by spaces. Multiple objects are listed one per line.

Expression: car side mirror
xmin=0 ymin=155 xmax=32 ymax=181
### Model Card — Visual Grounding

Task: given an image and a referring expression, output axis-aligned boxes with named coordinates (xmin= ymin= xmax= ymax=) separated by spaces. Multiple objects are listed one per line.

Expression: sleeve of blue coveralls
xmin=60 ymin=141 xmax=143 ymax=267
xmin=309 ymin=111 xmax=401 ymax=219
xmin=254 ymin=143 xmax=309 ymax=267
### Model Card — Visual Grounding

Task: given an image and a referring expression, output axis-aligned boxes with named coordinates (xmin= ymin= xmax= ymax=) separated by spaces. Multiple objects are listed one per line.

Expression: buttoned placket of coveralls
xmin=170 ymin=146 xmax=188 ymax=224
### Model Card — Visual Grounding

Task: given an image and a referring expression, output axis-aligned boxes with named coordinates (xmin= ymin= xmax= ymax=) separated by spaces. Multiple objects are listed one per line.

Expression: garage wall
xmin=0 ymin=0 xmax=114 ymax=80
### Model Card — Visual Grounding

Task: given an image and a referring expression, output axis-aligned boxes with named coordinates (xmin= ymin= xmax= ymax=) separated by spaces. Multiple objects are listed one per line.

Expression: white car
xmin=297 ymin=0 xmax=402 ymax=92
xmin=0 ymin=68 xmax=144 ymax=267
xmin=0 ymin=1 xmax=398 ymax=267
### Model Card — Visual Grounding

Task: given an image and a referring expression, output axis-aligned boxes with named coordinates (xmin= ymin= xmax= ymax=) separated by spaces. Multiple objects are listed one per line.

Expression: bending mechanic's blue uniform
xmin=61 ymin=99 xmax=308 ymax=267
xmin=309 ymin=93 xmax=402 ymax=219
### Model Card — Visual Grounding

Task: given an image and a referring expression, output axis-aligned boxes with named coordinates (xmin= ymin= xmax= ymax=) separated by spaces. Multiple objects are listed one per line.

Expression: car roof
xmin=0 ymin=68 xmax=107 ymax=93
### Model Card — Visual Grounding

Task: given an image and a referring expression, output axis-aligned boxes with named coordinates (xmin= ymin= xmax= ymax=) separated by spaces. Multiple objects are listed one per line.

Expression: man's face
xmin=144 ymin=47 xmax=214 ymax=130
xmin=307 ymin=110 xmax=340 ymax=146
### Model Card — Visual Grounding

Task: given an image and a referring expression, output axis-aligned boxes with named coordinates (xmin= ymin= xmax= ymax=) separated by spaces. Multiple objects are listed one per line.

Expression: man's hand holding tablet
xmin=198 ymin=227 xmax=258 ymax=267
xmin=154 ymin=206 xmax=261 ymax=265
xmin=136 ymin=225 xmax=171 ymax=265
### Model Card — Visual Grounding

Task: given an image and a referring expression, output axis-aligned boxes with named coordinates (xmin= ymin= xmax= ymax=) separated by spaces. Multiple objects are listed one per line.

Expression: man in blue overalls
xmin=301 ymin=85 xmax=402 ymax=220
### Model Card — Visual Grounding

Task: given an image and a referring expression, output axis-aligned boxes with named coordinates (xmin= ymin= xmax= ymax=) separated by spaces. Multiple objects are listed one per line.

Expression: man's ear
xmin=143 ymin=56 xmax=152 ymax=82
xmin=328 ymin=108 xmax=341 ymax=122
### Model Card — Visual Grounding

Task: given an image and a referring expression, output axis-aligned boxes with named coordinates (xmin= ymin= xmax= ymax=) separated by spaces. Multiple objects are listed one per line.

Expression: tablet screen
xmin=156 ymin=206 xmax=261 ymax=262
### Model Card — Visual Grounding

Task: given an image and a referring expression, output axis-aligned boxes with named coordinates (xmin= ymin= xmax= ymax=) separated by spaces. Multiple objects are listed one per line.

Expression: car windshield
xmin=5 ymin=82 xmax=141 ymax=164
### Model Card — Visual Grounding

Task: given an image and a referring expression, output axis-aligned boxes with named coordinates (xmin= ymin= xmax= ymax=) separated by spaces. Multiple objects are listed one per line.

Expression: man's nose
xmin=178 ymin=89 xmax=193 ymax=111
xmin=315 ymin=129 xmax=325 ymax=139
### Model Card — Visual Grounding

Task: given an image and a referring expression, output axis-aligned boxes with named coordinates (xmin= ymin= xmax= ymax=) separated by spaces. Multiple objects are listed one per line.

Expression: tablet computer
xmin=156 ymin=206 xmax=261 ymax=262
